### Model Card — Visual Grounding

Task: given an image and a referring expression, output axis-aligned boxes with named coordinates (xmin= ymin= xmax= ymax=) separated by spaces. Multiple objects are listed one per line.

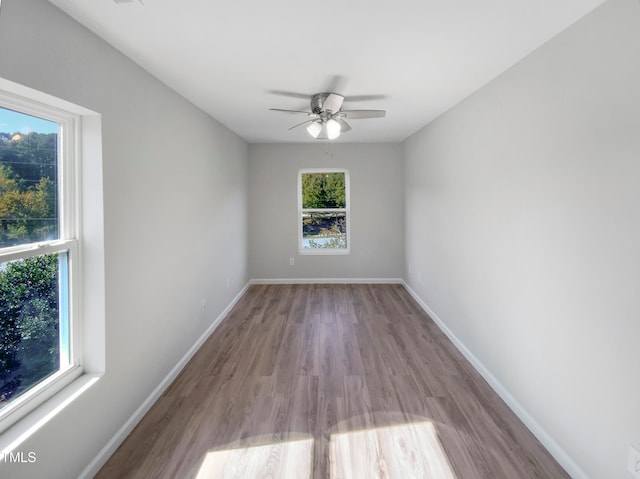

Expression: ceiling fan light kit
xmin=270 ymin=91 xmax=386 ymax=140
xmin=306 ymin=121 xmax=322 ymax=138
xmin=326 ymin=119 xmax=341 ymax=140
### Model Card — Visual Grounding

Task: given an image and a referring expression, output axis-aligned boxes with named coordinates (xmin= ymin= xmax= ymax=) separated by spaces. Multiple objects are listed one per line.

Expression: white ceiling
xmin=49 ymin=0 xmax=607 ymax=143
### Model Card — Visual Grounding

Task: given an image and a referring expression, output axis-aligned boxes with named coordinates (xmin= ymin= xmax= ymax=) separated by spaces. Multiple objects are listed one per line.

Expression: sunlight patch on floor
xmin=196 ymin=421 xmax=455 ymax=478
xmin=330 ymin=421 xmax=456 ymax=479
xmin=196 ymin=437 xmax=313 ymax=479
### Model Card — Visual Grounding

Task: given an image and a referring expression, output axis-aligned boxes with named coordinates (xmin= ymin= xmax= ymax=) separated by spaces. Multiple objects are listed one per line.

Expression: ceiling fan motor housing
xmin=310 ymin=92 xmax=332 ymax=114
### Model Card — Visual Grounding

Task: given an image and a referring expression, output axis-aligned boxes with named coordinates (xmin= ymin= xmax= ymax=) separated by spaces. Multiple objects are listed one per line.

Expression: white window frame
xmin=0 ymin=90 xmax=83 ymax=434
xmin=298 ymin=168 xmax=350 ymax=255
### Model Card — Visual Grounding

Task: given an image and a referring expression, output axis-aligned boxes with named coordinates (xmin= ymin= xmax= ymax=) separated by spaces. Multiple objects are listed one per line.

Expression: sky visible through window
xmin=0 ymin=106 xmax=59 ymax=247
xmin=0 ymin=108 xmax=58 ymax=135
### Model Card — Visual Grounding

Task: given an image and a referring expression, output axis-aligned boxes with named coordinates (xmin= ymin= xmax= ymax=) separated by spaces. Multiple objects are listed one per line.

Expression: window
xmin=0 ymin=93 xmax=82 ymax=432
xmin=298 ymin=169 xmax=350 ymax=254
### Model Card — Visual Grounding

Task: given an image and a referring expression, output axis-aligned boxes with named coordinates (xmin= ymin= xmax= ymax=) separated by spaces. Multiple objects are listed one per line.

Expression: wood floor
xmin=95 ymin=284 xmax=570 ymax=479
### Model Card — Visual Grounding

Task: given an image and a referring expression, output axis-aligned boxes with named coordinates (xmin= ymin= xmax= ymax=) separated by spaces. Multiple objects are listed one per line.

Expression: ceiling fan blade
xmin=268 ymin=90 xmax=312 ymax=100
xmin=269 ymin=108 xmax=312 ymax=114
xmin=326 ymin=75 xmax=346 ymax=95
xmin=341 ymin=109 xmax=386 ymax=119
xmin=288 ymin=119 xmax=315 ymax=130
xmin=323 ymin=93 xmax=344 ymax=113
xmin=345 ymin=94 xmax=387 ymax=102
xmin=336 ymin=118 xmax=352 ymax=132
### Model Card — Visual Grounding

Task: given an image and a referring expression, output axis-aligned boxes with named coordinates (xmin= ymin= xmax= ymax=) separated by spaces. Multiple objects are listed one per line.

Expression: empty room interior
xmin=1 ymin=0 xmax=639 ymax=478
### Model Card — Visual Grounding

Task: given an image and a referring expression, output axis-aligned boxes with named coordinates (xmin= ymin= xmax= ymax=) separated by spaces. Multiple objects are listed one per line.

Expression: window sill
xmin=299 ymin=249 xmax=351 ymax=255
xmin=0 ymin=373 xmax=101 ymax=456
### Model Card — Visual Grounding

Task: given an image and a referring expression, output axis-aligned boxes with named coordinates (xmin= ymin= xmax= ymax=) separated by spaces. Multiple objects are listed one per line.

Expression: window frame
xmin=298 ymin=168 xmax=350 ymax=255
xmin=0 ymin=90 xmax=83 ymax=434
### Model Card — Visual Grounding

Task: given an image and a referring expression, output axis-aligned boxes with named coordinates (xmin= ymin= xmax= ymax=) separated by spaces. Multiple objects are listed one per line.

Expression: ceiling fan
xmin=270 ymin=92 xmax=386 ymax=140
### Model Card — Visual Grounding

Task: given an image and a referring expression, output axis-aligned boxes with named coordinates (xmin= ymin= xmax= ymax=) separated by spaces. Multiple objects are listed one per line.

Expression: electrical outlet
xmin=289 ymin=257 xmax=295 ymax=266
xmin=629 ymin=445 xmax=640 ymax=478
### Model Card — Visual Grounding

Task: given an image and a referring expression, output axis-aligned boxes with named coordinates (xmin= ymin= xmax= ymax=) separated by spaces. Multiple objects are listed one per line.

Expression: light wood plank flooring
xmin=95 ymin=284 xmax=570 ymax=479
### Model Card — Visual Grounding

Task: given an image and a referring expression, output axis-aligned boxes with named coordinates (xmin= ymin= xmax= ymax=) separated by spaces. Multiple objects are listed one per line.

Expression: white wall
xmin=249 ymin=143 xmax=403 ymax=280
xmin=0 ymin=1 xmax=248 ymax=478
xmin=403 ymin=0 xmax=640 ymax=477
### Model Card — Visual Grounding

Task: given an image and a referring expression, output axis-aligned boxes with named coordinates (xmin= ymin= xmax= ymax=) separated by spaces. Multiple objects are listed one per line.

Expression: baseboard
xmin=250 ymin=277 xmax=403 ymax=284
xmin=77 ymin=281 xmax=252 ymax=479
xmin=401 ymin=281 xmax=588 ymax=479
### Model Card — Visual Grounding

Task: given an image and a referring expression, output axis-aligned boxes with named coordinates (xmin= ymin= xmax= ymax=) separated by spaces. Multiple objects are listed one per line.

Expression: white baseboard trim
xmin=401 ymin=281 xmax=588 ymax=479
xmin=78 ymin=281 xmax=252 ymax=479
xmin=250 ymin=277 xmax=403 ymax=284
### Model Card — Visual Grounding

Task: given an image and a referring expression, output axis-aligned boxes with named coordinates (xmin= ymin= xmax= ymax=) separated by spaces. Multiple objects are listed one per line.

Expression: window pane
xmin=302 ymin=211 xmax=347 ymax=249
xmin=0 ymin=252 xmax=69 ymax=408
xmin=301 ymin=172 xmax=346 ymax=209
xmin=0 ymin=107 xmax=59 ymax=248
